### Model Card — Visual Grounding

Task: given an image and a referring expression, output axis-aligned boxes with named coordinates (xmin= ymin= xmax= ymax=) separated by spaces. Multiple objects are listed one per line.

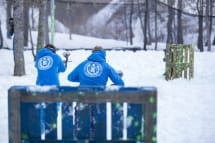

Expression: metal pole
xmin=50 ymin=0 xmax=55 ymax=44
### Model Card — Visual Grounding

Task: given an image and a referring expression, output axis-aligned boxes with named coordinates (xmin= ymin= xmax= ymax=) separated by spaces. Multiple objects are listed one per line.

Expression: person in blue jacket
xmin=35 ymin=44 xmax=66 ymax=86
xmin=67 ymin=46 xmax=124 ymax=86
xmin=67 ymin=46 xmax=124 ymax=139
xmin=34 ymin=44 xmax=66 ymax=138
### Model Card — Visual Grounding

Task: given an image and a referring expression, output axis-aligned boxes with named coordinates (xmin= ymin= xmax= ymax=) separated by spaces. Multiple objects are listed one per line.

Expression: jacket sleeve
xmin=58 ymin=56 xmax=66 ymax=73
xmin=108 ymin=65 xmax=124 ymax=86
xmin=67 ymin=66 xmax=80 ymax=82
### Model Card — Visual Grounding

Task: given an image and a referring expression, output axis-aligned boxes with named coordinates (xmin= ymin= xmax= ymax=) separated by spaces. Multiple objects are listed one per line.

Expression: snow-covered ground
xmin=1 ymin=0 xmax=215 ymax=142
xmin=1 ymin=36 xmax=215 ymax=143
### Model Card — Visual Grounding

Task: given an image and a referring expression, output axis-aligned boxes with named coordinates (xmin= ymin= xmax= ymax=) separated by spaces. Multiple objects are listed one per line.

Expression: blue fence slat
xmin=44 ymin=103 xmax=57 ymax=139
xmin=62 ymin=103 xmax=74 ymax=139
xmin=21 ymin=103 xmax=41 ymax=140
xmin=75 ymin=103 xmax=91 ymax=139
xmin=112 ymin=103 xmax=123 ymax=139
xmin=92 ymin=103 xmax=107 ymax=140
xmin=127 ymin=104 xmax=143 ymax=140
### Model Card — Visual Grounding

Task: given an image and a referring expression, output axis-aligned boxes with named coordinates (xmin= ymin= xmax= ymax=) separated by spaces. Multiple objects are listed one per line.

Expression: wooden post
xmin=189 ymin=46 xmax=194 ymax=79
xmin=144 ymin=90 xmax=157 ymax=143
xmin=8 ymin=87 xmax=22 ymax=143
xmin=184 ymin=45 xmax=188 ymax=79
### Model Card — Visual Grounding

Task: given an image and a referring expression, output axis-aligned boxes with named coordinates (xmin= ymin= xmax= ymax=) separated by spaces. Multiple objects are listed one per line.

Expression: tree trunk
xmin=206 ymin=0 xmax=211 ymax=51
xmin=128 ymin=0 xmax=134 ymax=45
xmin=24 ymin=0 xmax=29 ymax=47
xmin=123 ymin=3 xmax=129 ymax=44
xmin=147 ymin=0 xmax=151 ymax=45
xmin=198 ymin=16 xmax=204 ymax=52
xmin=13 ymin=0 xmax=26 ymax=76
xmin=213 ymin=35 xmax=215 ymax=45
xmin=44 ymin=0 xmax=50 ymax=44
xmin=211 ymin=1 xmax=215 ymax=45
xmin=67 ymin=2 xmax=73 ymax=40
xmin=6 ymin=0 xmax=13 ymax=38
xmin=177 ymin=0 xmax=183 ymax=44
xmin=143 ymin=0 xmax=148 ymax=50
xmin=137 ymin=0 xmax=145 ymax=49
xmin=0 ymin=21 xmax=3 ymax=49
xmin=29 ymin=24 xmax=36 ymax=61
xmin=210 ymin=0 xmax=213 ymax=38
xmin=197 ymin=0 xmax=204 ymax=52
xmin=37 ymin=0 xmax=46 ymax=51
xmin=154 ymin=0 xmax=158 ymax=50
xmin=166 ymin=0 xmax=175 ymax=44
xmin=31 ymin=2 xmax=36 ymax=30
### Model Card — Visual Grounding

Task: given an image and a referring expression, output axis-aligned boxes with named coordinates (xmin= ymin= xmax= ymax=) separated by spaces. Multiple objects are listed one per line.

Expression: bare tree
xmin=128 ymin=0 xmax=134 ymax=45
xmin=143 ymin=0 xmax=149 ymax=50
xmin=6 ymin=0 xmax=13 ymax=38
xmin=147 ymin=0 xmax=152 ymax=45
xmin=29 ymin=23 xmax=36 ymax=61
xmin=66 ymin=2 xmax=73 ymax=40
xmin=13 ymin=0 xmax=26 ymax=76
xmin=123 ymin=2 xmax=129 ymax=44
xmin=211 ymin=1 xmax=215 ymax=45
xmin=177 ymin=0 xmax=183 ymax=44
xmin=29 ymin=0 xmax=36 ymax=60
xmin=209 ymin=0 xmax=213 ymax=48
xmin=37 ymin=0 xmax=46 ymax=51
xmin=44 ymin=0 xmax=50 ymax=44
xmin=137 ymin=0 xmax=145 ymax=49
xmin=166 ymin=0 xmax=175 ymax=44
xmin=197 ymin=0 xmax=204 ymax=52
xmin=0 ymin=20 xmax=3 ymax=49
xmin=154 ymin=0 xmax=158 ymax=50
xmin=206 ymin=0 xmax=211 ymax=51
xmin=24 ymin=0 xmax=29 ymax=47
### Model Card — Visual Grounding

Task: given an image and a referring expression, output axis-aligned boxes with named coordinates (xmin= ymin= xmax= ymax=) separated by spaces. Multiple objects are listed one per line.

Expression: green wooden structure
xmin=164 ymin=44 xmax=194 ymax=80
xmin=8 ymin=86 xmax=157 ymax=143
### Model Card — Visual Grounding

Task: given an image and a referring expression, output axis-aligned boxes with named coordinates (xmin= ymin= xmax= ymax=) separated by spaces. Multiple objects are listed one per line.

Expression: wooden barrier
xmin=164 ymin=44 xmax=194 ymax=80
xmin=8 ymin=86 xmax=157 ymax=143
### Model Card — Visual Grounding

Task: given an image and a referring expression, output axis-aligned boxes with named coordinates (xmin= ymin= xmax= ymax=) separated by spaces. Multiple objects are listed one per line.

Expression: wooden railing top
xmin=8 ymin=86 xmax=157 ymax=103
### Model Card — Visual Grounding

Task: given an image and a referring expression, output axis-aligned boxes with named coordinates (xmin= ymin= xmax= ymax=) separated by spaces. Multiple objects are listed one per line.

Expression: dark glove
xmin=63 ymin=51 xmax=71 ymax=68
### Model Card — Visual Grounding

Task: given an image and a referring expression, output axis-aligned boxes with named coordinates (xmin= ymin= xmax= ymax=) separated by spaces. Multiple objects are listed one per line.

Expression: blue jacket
xmin=68 ymin=50 xmax=124 ymax=86
xmin=35 ymin=48 xmax=66 ymax=86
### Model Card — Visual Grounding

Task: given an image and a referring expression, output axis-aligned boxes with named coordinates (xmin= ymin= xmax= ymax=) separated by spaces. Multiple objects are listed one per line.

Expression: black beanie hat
xmin=92 ymin=46 xmax=103 ymax=52
xmin=45 ymin=44 xmax=56 ymax=53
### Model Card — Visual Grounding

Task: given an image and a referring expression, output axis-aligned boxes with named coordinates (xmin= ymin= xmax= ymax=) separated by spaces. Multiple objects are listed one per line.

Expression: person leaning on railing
xmin=67 ymin=45 xmax=124 ymax=86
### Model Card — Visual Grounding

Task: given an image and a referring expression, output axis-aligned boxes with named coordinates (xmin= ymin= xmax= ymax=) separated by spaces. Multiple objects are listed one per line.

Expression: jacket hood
xmin=87 ymin=50 xmax=106 ymax=62
xmin=36 ymin=48 xmax=54 ymax=58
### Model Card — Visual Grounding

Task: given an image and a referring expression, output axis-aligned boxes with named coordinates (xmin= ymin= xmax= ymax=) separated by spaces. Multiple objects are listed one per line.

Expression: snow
xmin=1 ymin=0 xmax=215 ymax=143
xmin=27 ymin=85 xmax=58 ymax=92
xmin=87 ymin=0 xmax=123 ymax=27
xmin=1 ymin=42 xmax=215 ymax=143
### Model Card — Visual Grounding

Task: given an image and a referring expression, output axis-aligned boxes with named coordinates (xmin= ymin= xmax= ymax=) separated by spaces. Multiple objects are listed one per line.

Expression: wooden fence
xmin=164 ymin=44 xmax=194 ymax=80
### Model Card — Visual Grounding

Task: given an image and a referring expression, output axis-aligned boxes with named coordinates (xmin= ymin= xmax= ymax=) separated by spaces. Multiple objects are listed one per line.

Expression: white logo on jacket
xmin=84 ymin=62 xmax=103 ymax=77
xmin=38 ymin=56 xmax=53 ymax=70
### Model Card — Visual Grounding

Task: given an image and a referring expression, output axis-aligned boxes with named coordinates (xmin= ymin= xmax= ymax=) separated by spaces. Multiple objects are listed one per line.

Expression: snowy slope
xmin=86 ymin=0 xmax=123 ymax=27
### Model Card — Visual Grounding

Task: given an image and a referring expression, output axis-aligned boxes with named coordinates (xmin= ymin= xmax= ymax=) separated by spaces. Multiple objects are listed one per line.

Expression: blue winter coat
xmin=35 ymin=48 xmax=66 ymax=86
xmin=67 ymin=50 xmax=124 ymax=86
